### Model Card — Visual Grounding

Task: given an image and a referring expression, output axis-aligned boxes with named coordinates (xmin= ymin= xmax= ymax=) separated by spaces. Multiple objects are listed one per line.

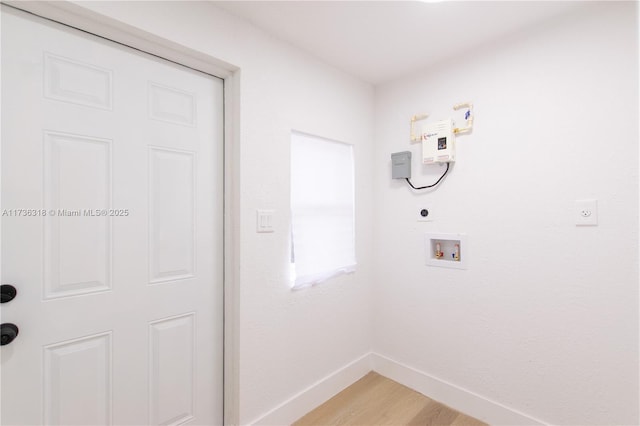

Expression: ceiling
xmin=213 ymin=1 xmax=588 ymax=85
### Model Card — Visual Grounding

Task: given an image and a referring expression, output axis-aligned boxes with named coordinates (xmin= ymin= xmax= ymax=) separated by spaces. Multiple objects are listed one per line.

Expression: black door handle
xmin=1 ymin=284 xmax=17 ymax=303
xmin=1 ymin=323 xmax=19 ymax=346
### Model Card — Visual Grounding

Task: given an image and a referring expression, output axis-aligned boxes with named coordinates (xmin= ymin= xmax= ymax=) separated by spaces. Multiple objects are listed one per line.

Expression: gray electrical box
xmin=391 ymin=151 xmax=411 ymax=179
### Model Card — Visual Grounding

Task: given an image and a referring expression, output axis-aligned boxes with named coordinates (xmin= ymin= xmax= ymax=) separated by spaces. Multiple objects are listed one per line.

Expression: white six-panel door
xmin=1 ymin=7 xmax=223 ymax=425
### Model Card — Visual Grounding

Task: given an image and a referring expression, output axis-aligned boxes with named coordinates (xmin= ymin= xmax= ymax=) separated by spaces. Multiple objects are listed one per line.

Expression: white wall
xmin=50 ymin=1 xmax=375 ymax=424
xmin=18 ymin=1 xmax=638 ymax=424
xmin=373 ymin=3 xmax=638 ymax=425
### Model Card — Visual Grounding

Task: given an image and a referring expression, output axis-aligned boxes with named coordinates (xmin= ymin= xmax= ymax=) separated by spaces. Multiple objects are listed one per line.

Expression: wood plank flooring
xmin=293 ymin=372 xmax=487 ymax=426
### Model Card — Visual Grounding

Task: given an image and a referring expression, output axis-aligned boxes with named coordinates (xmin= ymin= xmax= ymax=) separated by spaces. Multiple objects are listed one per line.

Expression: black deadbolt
xmin=420 ymin=209 xmax=429 ymax=218
xmin=1 ymin=284 xmax=17 ymax=303
xmin=0 ymin=323 xmax=19 ymax=346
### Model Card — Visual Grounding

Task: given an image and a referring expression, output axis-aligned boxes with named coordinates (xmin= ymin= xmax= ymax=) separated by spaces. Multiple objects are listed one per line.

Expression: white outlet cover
xmin=575 ymin=199 xmax=597 ymax=226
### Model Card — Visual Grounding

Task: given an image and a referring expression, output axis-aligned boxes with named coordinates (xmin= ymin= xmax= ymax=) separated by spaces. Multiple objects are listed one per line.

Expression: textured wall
xmin=32 ymin=1 xmax=638 ymax=424
xmin=373 ymin=3 xmax=639 ymax=424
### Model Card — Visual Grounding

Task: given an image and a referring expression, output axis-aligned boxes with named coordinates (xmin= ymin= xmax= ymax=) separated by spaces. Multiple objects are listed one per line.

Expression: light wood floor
xmin=293 ymin=372 xmax=487 ymax=426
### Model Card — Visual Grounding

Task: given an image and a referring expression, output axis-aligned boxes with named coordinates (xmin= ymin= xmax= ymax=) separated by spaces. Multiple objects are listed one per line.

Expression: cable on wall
xmin=405 ymin=162 xmax=450 ymax=190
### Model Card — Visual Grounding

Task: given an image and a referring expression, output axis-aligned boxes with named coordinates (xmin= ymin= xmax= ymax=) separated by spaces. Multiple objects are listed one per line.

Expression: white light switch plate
xmin=575 ymin=199 xmax=597 ymax=226
xmin=257 ymin=209 xmax=275 ymax=233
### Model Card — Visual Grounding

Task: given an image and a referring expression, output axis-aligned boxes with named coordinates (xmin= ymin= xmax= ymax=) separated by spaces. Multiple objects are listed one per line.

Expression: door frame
xmin=0 ymin=2 xmax=241 ymax=424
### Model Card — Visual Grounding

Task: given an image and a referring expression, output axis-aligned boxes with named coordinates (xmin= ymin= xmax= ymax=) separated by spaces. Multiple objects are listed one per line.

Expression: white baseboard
xmin=249 ymin=352 xmax=548 ymax=426
xmin=248 ymin=352 xmax=373 ymax=425
xmin=371 ymin=353 xmax=548 ymax=426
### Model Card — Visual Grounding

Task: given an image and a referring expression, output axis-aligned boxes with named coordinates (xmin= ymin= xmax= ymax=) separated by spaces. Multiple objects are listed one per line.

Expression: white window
xmin=290 ymin=131 xmax=356 ymax=289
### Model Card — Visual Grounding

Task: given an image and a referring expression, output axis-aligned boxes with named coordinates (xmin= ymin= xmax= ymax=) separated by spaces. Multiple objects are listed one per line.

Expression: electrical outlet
xmin=576 ymin=199 xmax=597 ymax=226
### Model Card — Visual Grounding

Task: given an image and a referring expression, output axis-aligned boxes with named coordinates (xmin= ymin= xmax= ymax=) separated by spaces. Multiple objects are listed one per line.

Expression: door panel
xmin=148 ymin=147 xmax=196 ymax=284
xmin=43 ymin=52 xmax=114 ymax=110
xmin=1 ymin=6 xmax=223 ymax=425
xmin=43 ymin=131 xmax=113 ymax=299
xmin=43 ymin=332 xmax=113 ymax=425
xmin=149 ymin=314 xmax=195 ymax=425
